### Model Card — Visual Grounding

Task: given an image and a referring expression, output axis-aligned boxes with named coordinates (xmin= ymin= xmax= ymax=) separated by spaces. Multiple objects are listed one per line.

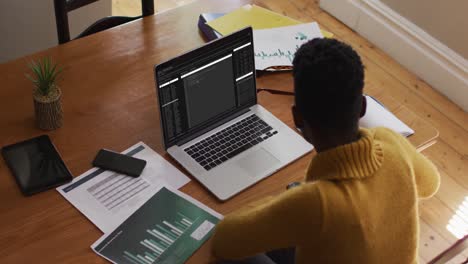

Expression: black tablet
xmin=1 ymin=135 xmax=73 ymax=196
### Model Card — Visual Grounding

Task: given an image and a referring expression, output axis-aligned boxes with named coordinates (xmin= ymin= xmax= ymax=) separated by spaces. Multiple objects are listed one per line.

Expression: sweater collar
xmin=306 ymin=128 xmax=384 ymax=181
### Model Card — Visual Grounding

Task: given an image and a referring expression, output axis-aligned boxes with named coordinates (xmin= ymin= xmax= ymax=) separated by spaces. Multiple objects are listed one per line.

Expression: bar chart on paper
xmin=92 ymin=187 xmax=221 ymax=264
xmin=127 ymin=213 xmax=204 ymax=263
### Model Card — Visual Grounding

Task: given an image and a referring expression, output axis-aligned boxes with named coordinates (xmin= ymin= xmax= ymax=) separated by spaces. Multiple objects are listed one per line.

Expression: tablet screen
xmin=2 ymin=135 xmax=72 ymax=195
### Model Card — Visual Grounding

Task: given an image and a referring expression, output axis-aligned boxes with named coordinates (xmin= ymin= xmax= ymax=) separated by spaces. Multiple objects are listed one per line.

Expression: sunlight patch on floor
xmin=447 ymin=196 xmax=468 ymax=239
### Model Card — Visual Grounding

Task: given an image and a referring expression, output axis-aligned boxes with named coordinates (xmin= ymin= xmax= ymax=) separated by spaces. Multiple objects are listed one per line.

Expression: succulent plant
xmin=26 ymin=57 xmax=63 ymax=96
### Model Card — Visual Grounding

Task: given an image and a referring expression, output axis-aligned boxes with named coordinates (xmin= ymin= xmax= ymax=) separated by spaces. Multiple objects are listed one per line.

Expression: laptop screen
xmin=155 ymin=27 xmax=256 ymax=149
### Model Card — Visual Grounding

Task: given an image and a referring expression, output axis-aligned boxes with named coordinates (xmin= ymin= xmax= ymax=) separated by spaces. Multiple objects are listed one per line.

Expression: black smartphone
xmin=1 ymin=135 xmax=73 ymax=196
xmin=92 ymin=149 xmax=146 ymax=177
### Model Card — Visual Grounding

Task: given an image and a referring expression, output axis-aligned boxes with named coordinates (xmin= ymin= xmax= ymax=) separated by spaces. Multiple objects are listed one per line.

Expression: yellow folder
xmin=206 ymin=4 xmax=333 ymax=38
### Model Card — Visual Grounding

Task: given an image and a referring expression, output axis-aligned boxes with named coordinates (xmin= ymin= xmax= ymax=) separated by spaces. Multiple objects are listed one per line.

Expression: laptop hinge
xmin=176 ymin=108 xmax=251 ymax=147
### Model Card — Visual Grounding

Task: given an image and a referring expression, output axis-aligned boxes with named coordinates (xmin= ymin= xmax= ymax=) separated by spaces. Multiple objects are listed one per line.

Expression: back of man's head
xmin=293 ymin=38 xmax=364 ymax=134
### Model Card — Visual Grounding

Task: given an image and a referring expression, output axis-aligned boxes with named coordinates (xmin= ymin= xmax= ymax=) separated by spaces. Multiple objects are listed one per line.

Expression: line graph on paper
xmin=253 ymin=23 xmax=323 ymax=70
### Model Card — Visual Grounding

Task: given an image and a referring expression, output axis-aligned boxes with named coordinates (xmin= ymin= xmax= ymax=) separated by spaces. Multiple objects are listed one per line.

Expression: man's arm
xmin=410 ymin=148 xmax=440 ymax=199
xmin=212 ymin=184 xmax=323 ymax=260
xmin=382 ymin=128 xmax=440 ymax=199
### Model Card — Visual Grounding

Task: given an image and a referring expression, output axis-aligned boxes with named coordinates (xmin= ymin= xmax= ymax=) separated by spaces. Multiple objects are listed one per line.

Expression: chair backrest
xmin=428 ymin=235 xmax=468 ymax=264
xmin=53 ymin=0 xmax=154 ymax=44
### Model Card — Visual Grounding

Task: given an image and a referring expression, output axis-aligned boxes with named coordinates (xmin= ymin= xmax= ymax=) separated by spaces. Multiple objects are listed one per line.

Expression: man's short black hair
xmin=293 ymin=38 xmax=364 ymax=132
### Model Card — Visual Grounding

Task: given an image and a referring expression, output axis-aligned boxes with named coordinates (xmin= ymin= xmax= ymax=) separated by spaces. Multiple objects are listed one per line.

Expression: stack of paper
xmin=203 ymin=4 xmax=331 ymax=71
xmin=360 ymin=95 xmax=414 ymax=137
xmin=57 ymin=142 xmax=223 ymax=263
xmin=206 ymin=4 xmax=332 ymax=37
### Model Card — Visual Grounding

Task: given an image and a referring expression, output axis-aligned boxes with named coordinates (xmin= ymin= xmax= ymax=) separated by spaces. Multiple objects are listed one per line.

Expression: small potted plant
xmin=26 ymin=57 xmax=64 ymax=130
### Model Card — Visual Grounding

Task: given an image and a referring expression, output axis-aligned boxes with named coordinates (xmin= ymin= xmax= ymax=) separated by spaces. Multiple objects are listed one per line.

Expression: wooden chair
xmin=428 ymin=235 xmax=468 ymax=264
xmin=53 ymin=0 xmax=154 ymax=44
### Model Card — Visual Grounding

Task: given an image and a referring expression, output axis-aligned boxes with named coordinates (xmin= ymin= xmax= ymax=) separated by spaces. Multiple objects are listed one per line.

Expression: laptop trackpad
xmin=237 ymin=148 xmax=280 ymax=177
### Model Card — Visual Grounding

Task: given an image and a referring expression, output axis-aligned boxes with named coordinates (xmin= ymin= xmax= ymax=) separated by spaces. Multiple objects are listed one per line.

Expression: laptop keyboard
xmin=184 ymin=114 xmax=278 ymax=171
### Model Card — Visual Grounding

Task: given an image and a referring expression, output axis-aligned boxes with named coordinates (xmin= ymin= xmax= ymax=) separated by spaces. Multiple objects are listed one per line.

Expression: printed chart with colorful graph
xmin=92 ymin=187 xmax=221 ymax=264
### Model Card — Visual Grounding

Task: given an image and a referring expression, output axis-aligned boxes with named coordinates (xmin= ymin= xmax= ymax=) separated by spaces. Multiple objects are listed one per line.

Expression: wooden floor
xmin=113 ymin=0 xmax=468 ymax=263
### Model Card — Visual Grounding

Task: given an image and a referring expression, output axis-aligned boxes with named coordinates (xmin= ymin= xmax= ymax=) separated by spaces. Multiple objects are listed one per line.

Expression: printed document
xmin=253 ymin=22 xmax=323 ymax=70
xmin=359 ymin=95 xmax=414 ymax=137
xmin=57 ymin=142 xmax=190 ymax=233
xmin=92 ymin=185 xmax=222 ymax=264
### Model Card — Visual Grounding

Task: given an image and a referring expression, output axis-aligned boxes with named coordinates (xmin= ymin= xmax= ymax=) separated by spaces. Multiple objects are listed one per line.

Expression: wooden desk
xmin=0 ymin=0 xmax=438 ymax=263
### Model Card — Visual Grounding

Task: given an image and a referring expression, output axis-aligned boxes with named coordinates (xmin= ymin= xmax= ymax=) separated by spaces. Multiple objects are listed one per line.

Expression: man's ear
xmin=292 ymin=105 xmax=304 ymax=131
xmin=360 ymin=95 xmax=367 ymax=118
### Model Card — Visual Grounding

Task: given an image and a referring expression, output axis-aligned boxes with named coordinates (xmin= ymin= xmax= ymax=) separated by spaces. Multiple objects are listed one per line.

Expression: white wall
xmin=320 ymin=0 xmax=468 ymax=111
xmin=0 ymin=0 xmax=111 ymax=63
xmin=381 ymin=0 xmax=468 ymax=60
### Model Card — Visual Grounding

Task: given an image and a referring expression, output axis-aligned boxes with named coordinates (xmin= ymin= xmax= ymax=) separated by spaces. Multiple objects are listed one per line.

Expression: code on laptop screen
xmin=155 ymin=28 xmax=256 ymax=148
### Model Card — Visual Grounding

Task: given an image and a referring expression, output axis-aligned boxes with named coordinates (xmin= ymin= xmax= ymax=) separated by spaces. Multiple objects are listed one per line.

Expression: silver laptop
xmin=154 ymin=27 xmax=312 ymax=201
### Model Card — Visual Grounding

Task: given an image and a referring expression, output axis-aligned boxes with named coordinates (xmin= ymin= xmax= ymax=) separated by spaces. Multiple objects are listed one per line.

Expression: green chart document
xmin=92 ymin=187 xmax=222 ymax=264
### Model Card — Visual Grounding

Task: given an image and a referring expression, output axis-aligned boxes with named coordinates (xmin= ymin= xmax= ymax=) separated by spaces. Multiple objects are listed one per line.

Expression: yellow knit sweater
xmin=212 ymin=127 xmax=440 ymax=263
